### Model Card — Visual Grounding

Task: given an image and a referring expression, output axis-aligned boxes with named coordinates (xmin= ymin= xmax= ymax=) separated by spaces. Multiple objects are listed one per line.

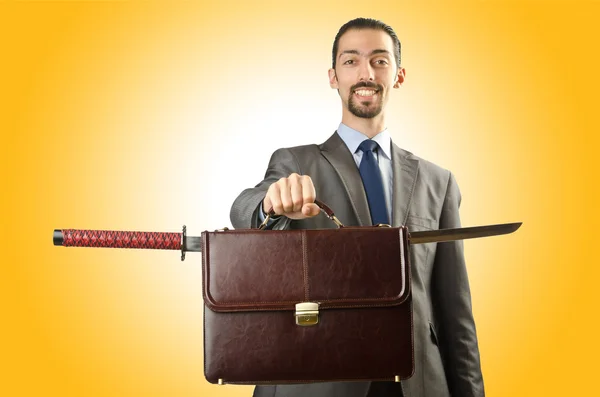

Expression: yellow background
xmin=1 ymin=0 xmax=598 ymax=396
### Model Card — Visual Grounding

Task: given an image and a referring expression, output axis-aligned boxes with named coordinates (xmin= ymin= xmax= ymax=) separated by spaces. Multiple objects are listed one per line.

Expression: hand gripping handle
xmin=259 ymin=199 xmax=344 ymax=230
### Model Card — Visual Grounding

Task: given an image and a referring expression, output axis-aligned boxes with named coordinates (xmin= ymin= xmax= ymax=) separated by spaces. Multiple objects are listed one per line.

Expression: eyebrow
xmin=338 ymin=49 xmax=391 ymax=59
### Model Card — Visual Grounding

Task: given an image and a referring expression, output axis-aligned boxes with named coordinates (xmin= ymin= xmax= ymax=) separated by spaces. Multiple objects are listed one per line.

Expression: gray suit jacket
xmin=230 ymin=132 xmax=484 ymax=397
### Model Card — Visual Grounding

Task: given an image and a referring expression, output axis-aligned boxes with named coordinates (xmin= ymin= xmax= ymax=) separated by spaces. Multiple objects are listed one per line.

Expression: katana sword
xmin=53 ymin=222 xmax=521 ymax=261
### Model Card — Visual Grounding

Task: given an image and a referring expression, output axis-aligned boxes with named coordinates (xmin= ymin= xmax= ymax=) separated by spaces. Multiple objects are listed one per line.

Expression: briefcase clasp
xmin=295 ymin=302 xmax=319 ymax=326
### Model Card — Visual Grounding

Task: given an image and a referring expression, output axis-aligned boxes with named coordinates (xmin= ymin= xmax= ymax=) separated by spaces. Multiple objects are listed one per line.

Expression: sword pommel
xmin=53 ymin=230 xmax=64 ymax=246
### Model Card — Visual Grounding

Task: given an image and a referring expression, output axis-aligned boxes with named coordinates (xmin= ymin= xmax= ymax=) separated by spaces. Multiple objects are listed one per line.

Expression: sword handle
xmin=54 ymin=229 xmax=182 ymax=250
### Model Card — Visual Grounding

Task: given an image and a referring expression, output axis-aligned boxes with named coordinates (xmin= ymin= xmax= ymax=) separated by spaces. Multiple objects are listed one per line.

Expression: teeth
xmin=355 ymin=90 xmax=376 ymax=96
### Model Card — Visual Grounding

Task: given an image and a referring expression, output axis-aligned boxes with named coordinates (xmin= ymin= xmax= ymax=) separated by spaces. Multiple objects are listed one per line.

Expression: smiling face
xmin=329 ymin=28 xmax=405 ymax=124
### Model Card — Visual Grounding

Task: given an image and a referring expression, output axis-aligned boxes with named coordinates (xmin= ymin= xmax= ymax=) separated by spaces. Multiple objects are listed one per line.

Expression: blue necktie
xmin=358 ymin=139 xmax=389 ymax=225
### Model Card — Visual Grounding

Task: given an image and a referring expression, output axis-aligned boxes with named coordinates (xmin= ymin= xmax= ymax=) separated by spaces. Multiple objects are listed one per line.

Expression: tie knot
xmin=358 ymin=139 xmax=379 ymax=154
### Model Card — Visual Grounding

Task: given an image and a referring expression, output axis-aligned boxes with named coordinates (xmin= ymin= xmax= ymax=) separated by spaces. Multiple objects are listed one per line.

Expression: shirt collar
xmin=337 ymin=123 xmax=392 ymax=160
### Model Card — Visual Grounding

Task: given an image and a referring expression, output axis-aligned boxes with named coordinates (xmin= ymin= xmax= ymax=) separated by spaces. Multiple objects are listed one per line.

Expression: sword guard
xmin=181 ymin=225 xmax=186 ymax=261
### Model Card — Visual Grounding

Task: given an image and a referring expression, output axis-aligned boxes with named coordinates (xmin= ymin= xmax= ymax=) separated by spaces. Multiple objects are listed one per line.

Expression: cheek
xmin=335 ymin=83 xmax=350 ymax=97
xmin=341 ymin=80 xmax=356 ymax=94
xmin=334 ymin=72 xmax=353 ymax=88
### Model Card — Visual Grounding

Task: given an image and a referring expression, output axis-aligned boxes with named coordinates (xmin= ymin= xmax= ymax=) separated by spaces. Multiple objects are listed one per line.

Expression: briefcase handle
xmin=259 ymin=200 xmax=345 ymax=229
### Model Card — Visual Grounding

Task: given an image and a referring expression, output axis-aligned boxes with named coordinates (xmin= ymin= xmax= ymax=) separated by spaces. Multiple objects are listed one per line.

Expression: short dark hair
xmin=332 ymin=18 xmax=401 ymax=69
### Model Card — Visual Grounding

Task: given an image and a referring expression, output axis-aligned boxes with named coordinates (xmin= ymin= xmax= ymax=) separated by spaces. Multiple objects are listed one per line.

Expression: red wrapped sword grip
xmin=55 ymin=229 xmax=182 ymax=250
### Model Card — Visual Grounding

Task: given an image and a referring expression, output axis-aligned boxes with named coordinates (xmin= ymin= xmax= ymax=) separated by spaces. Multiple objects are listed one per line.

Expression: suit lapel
xmin=320 ymin=132 xmax=371 ymax=226
xmin=391 ymin=143 xmax=419 ymax=227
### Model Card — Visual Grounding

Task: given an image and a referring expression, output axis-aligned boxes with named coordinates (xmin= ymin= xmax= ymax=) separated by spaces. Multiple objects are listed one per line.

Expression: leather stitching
xmin=302 ymin=230 xmax=309 ymax=301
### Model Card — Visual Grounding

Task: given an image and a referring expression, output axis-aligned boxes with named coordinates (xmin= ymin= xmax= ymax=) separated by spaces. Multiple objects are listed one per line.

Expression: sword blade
xmin=184 ymin=236 xmax=203 ymax=252
xmin=409 ymin=222 xmax=522 ymax=245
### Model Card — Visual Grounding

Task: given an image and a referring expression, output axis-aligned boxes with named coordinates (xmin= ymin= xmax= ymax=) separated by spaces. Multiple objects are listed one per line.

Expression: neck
xmin=341 ymin=111 xmax=386 ymax=139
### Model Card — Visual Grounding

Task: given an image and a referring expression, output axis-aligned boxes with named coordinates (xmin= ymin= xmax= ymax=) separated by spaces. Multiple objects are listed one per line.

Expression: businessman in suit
xmin=230 ymin=18 xmax=484 ymax=397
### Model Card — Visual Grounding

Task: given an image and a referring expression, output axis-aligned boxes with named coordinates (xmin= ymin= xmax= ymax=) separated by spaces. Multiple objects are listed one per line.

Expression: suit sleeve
xmin=229 ymin=148 xmax=298 ymax=229
xmin=432 ymin=172 xmax=485 ymax=397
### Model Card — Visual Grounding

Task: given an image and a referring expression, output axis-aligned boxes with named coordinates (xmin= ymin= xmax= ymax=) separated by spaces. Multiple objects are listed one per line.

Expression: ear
xmin=393 ymin=67 xmax=406 ymax=88
xmin=328 ymin=68 xmax=338 ymax=89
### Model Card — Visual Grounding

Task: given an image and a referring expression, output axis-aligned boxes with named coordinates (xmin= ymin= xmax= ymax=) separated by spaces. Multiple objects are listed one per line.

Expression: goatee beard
xmin=348 ymin=97 xmax=383 ymax=118
xmin=347 ymin=82 xmax=384 ymax=119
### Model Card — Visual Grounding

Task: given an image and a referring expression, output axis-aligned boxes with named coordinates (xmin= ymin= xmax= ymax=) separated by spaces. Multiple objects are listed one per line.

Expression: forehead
xmin=336 ymin=28 xmax=394 ymax=57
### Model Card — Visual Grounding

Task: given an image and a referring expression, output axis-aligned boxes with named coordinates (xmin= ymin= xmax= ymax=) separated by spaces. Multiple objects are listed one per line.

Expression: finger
xmin=302 ymin=203 xmax=321 ymax=217
xmin=268 ymin=184 xmax=284 ymax=215
xmin=290 ymin=177 xmax=303 ymax=212
xmin=262 ymin=195 xmax=272 ymax=214
xmin=301 ymin=175 xmax=316 ymax=204
xmin=278 ymin=179 xmax=293 ymax=213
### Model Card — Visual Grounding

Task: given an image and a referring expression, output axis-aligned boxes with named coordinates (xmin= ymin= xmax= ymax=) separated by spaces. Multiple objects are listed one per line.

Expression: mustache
xmin=351 ymin=82 xmax=382 ymax=92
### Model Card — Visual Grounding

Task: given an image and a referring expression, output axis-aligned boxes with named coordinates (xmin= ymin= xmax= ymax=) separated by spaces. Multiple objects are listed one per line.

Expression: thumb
xmin=302 ymin=203 xmax=321 ymax=217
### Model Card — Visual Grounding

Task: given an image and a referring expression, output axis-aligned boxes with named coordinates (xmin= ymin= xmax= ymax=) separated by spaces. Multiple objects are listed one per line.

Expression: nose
xmin=358 ymin=61 xmax=375 ymax=81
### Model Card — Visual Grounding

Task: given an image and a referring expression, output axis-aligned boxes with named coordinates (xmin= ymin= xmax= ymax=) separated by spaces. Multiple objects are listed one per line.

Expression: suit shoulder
xmin=269 ymin=142 xmax=323 ymax=163
xmin=283 ymin=143 xmax=321 ymax=154
xmin=271 ymin=132 xmax=339 ymax=157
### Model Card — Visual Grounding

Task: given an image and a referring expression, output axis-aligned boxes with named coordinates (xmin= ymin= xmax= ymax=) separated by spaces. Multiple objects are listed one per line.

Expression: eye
xmin=343 ymin=59 xmax=355 ymax=65
xmin=374 ymin=59 xmax=389 ymax=65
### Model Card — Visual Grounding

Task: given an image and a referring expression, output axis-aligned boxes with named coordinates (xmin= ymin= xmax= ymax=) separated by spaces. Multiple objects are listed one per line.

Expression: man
xmin=230 ymin=18 xmax=484 ymax=397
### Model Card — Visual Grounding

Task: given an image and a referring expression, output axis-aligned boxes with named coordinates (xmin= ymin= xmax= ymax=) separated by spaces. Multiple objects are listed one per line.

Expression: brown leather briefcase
xmin=202 ymin=202 xmax=414 ymax=385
